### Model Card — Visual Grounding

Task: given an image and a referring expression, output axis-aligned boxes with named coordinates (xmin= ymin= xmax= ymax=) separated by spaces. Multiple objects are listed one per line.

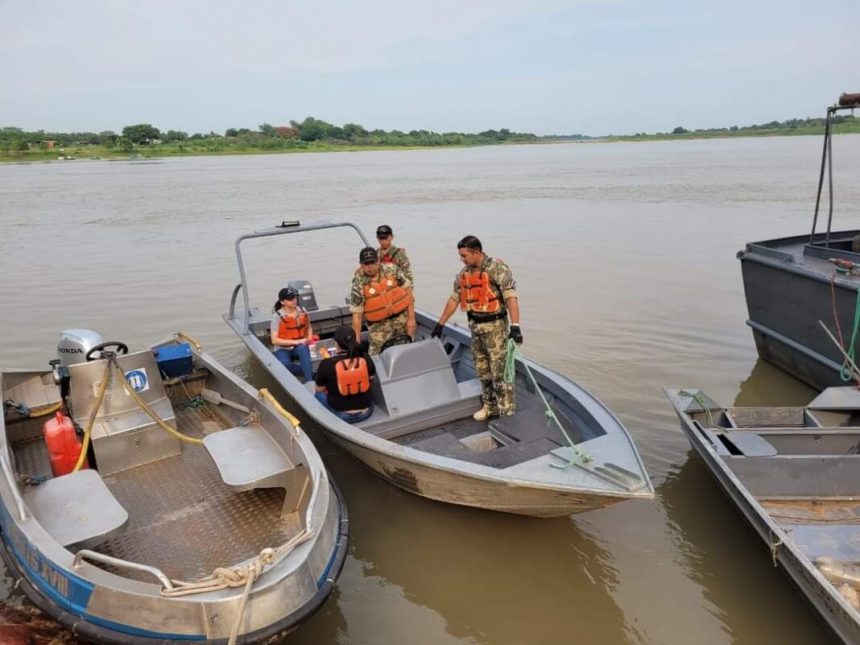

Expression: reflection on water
xmin=733 ymin=358 xmax=817 ymax=407
xmin=3 ymin=137 xmax=858 ymax=643
xmin=659 ymin=457 xmax=833 ymax=644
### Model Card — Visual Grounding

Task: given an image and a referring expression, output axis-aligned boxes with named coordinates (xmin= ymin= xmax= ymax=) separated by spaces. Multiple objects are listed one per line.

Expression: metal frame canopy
xmin=230 ymin=220 xmax=371 ymax=333
xmin=809 ymin=93 xmax=860 ymax=250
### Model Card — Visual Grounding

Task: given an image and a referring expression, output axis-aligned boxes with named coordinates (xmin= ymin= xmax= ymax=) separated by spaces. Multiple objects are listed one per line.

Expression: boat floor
xmin=394 ymin=399 xmax=583 ymax=469
xmin=12 ymin=402 xmax=301 ymax=583
xmin=760 ymin=499 xmax=860 ymax=562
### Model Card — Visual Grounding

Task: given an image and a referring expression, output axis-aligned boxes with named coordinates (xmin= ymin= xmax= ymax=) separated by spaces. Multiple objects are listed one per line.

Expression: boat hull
xmin=666 ymin=390 xmax=860 ymax=643
xmin=0 ymin=344 xmax=350 ymax=643
xmin=0 ymin=479 xmax=349 ymax=644
xmin=329 ymin=434 xmax=626 ymax=518
xmin=740 ymin=231 xmax=860 ymax=390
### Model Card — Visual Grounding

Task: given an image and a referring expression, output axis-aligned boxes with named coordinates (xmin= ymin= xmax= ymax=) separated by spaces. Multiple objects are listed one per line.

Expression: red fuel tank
xmin=42 ymin=412 xmax=88 ymax=476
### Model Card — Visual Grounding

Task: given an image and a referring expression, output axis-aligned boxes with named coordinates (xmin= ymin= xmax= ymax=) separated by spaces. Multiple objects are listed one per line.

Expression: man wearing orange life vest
xmin=350 ymin=246 xmax=416 ymax=355
xmin=270 ymin=287 xmax=314 ymax=381
xmin=432 ymin=235 xmax=522 ymax=420
xmin=375 ymin=224 xmax=413 ymax=284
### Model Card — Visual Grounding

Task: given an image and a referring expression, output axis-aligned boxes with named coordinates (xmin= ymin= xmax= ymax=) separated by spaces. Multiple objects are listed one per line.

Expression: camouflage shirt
xmin=377 ymin=244 xmax=413 ymax=284
xmin=350 ymin=263 xmax=412 ymax=314
xmin=450 ymin=255 xmax=517 ymax=309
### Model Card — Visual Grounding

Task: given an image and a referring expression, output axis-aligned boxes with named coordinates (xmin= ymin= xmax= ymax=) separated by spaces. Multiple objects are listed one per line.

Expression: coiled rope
xmin=162 ymin=529 xmax=314 ymax=645
xmin=503 ymin=339 xmax=589 ymax=466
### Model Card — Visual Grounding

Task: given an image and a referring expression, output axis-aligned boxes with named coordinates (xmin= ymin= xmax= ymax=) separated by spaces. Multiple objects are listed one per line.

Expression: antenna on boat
xmin=809 ymin=92 xmax=860 ymax=248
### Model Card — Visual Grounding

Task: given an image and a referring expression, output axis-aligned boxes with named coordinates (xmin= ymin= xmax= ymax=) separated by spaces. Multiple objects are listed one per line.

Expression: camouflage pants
xmin=470 ymin=317 xmax=515 ymax=416
xmin=368 ymin=311 xmax=409 ymax=355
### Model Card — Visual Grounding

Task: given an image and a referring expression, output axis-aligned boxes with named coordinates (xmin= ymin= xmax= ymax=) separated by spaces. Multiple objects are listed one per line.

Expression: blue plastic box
xmin=154 ymin=343 xmax=193 ymax=378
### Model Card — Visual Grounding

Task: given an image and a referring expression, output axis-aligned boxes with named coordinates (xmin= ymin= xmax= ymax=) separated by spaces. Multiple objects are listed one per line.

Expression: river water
xmin=2 ymin=136 xmax=859 ymax=644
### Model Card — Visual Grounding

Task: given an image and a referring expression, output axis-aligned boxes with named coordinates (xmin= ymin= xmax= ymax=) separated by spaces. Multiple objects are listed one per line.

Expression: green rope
xmin=839 ymin=291 xmax=860 ymax=382
xmin=678 ymin=390 xmax=714 ymax=427
xmin=504 ymin=339 xmax=589 ymax=466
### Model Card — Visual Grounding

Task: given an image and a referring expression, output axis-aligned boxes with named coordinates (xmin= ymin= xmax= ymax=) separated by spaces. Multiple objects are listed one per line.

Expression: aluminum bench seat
xmin=203 ymin=426 xmax=304 ymax=517
xmin=23 ymin=469 xmax=129 ymax=549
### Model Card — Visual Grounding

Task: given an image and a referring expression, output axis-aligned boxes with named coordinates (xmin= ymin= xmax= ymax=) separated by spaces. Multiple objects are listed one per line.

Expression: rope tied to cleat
xmin=504 ymin=339 xmax=589 ymax=467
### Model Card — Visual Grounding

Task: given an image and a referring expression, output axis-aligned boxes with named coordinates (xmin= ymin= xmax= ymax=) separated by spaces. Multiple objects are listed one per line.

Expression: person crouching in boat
xmin=314 ymin=326 xmax=377 ymax=423
xmin=271 ymin=287 xmax=314 ymax=381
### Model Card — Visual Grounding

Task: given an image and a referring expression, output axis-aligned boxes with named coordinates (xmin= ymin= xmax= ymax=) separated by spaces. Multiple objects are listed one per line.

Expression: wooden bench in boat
xmin=23 ymin=469 xmax=128 ymax=549
xmin=203 ymin=426 xmax=307 ymax=517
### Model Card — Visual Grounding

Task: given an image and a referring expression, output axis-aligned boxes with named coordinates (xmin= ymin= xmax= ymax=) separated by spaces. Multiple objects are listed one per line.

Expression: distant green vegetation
xmin=2 ymin=113 xmax=858 ymax=162
xmin=0 ymin=117 xmax=538 ymax=162
xmin=604 ymin=114 xmax=860 ymax=142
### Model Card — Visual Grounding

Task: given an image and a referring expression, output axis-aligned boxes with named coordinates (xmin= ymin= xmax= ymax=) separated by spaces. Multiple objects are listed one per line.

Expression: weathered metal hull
xmin=739 ymin=230 xmax=860 ymax=391
xmin=329 ymin=434 xmax=623 ymax=517
xmin=225 ymin=220 xmax=652 ymax=519
xmin=665 ymin=389 xmax=860 ymax=644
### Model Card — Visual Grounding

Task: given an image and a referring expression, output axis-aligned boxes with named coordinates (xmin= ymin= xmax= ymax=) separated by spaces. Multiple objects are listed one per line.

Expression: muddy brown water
xmin=2 ymin=136 xmax=860 ymax=644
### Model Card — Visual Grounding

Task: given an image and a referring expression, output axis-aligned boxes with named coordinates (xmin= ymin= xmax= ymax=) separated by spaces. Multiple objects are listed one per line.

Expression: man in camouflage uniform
xmin=351 ymin=247 xmax=416 ymax=355
xmin=432 ymin=235 xmax=522 ymax=420
xmin=375 ymin=224 xmax=414 ymax=284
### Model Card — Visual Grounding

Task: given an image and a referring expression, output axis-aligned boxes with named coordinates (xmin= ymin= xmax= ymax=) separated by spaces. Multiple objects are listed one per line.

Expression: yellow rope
xmin=73 ymin=360 xmax=113 ymax=473
xmin=174 ymin=330 xmax=202 ymax=351
xmin=27 ymin=401 xmax=62 ymax=418
xmin=112 ymin=363 xmax=203 ymax=445
xmin=259 ymin=388 xmax=302 ymax=431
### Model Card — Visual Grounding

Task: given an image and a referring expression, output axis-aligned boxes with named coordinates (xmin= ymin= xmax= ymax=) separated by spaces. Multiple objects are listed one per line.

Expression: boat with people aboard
xmin=665 ymin=387 xmax=860 ymax=644
xmin=0 ymin=329 xmax=347 ymax=644
xmin=224 ymin=220 xmax=653 ymax=518
xmin=738 ymin=92 xmax=860 ymax=390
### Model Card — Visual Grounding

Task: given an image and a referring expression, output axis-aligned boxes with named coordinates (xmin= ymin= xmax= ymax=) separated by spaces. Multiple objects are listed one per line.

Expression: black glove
xmin=508 ymin=324 xmax=523 ymax=344
xmin=431 ymin=323 xmax=444 ymax=339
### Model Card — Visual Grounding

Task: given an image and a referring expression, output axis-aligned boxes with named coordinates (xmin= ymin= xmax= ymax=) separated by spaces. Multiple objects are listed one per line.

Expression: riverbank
xmin=2 ymin=122 xmax=859 ymax=163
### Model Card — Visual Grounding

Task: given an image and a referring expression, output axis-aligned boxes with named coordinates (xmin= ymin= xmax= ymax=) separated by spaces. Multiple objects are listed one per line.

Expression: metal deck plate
xmin=86 ymin=404 xmax=302 ymax=582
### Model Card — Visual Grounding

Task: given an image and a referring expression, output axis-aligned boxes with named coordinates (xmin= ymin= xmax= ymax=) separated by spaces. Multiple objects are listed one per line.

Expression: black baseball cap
xmin=376 ymin=225 xmax=393 ymax=237
xmin=278 ymin=287 xmax=298 ymax=300
xmin=334 ymin=325 xmax=356 ymax=347
xmin=359 ymin=247 xmax=378 ymax=264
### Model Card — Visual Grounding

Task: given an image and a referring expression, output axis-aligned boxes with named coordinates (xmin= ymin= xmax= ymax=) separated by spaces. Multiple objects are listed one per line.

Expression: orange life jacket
xmin=379 ymin=247 xmax=401 ymax=265
xmin=278 ymin=309 xmax=309 ymax=340
xmin=363 ymin=276 xmax=412 ymax=323
xmin=459 ymin=270 xmax=502 ymax=313
xmin=335 ymin=357 xmax=371 ymax=396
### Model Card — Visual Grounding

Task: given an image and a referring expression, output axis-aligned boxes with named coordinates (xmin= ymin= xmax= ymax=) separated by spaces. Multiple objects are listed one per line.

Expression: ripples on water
xmin=1 ymin=136 xmax=859 ymax=643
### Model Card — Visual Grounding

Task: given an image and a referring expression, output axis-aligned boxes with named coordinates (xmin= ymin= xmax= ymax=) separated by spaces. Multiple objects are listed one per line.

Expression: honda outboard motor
xmin=57 ymin=329 xmax=104 ymax=367
xmin=52 ymin=329 xmax=104 ymax=406
xmin=288 ymin=279 xmax=319 ymax=311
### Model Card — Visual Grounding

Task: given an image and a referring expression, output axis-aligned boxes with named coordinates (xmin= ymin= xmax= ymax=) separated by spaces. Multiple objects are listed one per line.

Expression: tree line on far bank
xmin=0 ymin=117 xmax=539 ymax=154
xmin=2 ymin=112 xmax=857 ymax=157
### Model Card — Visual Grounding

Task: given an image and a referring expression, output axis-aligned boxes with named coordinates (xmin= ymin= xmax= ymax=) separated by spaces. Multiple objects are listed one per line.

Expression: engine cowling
xmin=57 ymin=329 xmax=104 ymax=367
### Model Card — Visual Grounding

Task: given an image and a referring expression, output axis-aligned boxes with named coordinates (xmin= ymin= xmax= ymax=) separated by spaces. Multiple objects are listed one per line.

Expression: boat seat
xmin=23 ymin=469 xmax=128 ymax=549
xmin=722 ymin=431 xmax=778 ymax=457
xmin=203 ymin=426 xmax=306 ymax=517
xmin=371 ymin=339 xmax=461 ymax=417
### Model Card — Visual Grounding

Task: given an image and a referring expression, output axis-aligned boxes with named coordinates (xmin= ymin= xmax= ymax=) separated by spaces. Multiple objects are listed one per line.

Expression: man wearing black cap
xmin=375 ymin=225 xmax=413 ymax=284
xmin=431 ymin=235 xmax=521 ymax=421
xmin=350 ymin=246 xmax=416 ymax=354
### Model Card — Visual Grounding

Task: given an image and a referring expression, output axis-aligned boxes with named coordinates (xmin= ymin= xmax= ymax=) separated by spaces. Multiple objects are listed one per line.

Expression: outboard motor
xmin=51 ymin=329 xmax=104 ymax=405
xmin=288 ymin=279 xmax=319 ymax=311
xmin=57 ymin=329 xmax=104 ymax=367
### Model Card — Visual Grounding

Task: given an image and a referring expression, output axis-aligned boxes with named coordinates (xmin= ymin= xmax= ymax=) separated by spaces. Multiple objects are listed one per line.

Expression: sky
xmin=1 ymin=0 xmax=857 ymax=137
